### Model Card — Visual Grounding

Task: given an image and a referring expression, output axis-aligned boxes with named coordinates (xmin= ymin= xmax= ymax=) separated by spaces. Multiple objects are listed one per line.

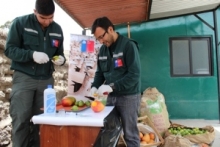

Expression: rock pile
xmin=53 ymin=57 xmax=69 ymax=103
xmin=0 ymin=28 xmax=12 ymax=146
xmin=0 ymin=29 xmax=12 ymax=102
xmin=0 ymin=101 xmax=11 ymax=146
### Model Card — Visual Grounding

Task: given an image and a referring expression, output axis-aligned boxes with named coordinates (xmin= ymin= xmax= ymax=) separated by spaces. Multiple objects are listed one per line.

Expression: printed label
xmin=46 ymin=94 xmax=56 ymax=113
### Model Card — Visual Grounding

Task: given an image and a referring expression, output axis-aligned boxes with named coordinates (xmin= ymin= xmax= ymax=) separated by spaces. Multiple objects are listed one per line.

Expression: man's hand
xmin=90 ymin=87 xmax=98 ymax=97
xmin=52 ymin=55 xmax=65 ymax=65
xmin=33 ymin=51 xmax=49 ymax=64
xmin=97 ymin=85 xmax=113 ymax=96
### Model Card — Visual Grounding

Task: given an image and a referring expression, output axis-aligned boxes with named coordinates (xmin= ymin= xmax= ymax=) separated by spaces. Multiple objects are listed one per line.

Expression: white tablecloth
xmin=32 ymin=106 xmax=114 ymax=127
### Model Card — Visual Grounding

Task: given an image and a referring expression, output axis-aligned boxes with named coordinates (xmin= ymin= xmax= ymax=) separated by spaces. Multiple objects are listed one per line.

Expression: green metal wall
xmin=115 ymin=9 xmax=220 ymax=119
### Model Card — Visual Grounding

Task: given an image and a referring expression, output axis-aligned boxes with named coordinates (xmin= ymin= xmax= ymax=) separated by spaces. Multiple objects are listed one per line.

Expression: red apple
xmin=103 ymin=92 xmax=109 ymax=95
xmin=61 ymin=97 xmax=76 ymax=107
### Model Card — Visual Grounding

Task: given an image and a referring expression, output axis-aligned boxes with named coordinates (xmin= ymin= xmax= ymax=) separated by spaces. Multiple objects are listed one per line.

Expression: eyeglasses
xmin=96 ymin=31 xmax=107 ymax=41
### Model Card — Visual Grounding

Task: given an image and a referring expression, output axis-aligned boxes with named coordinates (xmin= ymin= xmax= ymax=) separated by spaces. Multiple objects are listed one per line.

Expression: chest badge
xmin=114 ymin=58 xmax=123 ymax=67
xmin=52 ymin=39 xmax=59 ymax=47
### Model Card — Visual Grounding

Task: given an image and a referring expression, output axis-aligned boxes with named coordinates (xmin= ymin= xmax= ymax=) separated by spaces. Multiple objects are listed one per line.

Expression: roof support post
xmin=82 ymin=29 xmax=86 ymax=35
xmin=213 ymin=10 xmax=220 ymax=123
xmin=127 ymin=22 xmax=130 ymax=38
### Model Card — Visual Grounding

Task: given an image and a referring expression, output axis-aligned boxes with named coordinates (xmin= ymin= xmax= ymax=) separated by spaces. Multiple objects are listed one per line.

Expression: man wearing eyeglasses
xmin=90 ymin=16 xmax=141 ymax=147
xmin=5 ymin=0 xmax=66 ymax=147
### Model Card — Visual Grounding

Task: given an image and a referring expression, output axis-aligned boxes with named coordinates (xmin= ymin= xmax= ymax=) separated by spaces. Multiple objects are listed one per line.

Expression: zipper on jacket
xmin=44 ymin=37 xmax=46 ymax=50
xmin=42 ymin=35 xmax=46 ymax=77
xmin=110 ymin=51 xmax=114 ymax=84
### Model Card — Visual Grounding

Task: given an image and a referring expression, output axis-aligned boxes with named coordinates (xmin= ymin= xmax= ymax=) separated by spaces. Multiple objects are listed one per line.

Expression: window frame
xmin=169 ymin=37 xmax=213 ymax=77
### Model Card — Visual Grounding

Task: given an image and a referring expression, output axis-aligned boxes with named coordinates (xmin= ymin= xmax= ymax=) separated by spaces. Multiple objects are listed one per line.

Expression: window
xmin=170 ymin=37 xmax=212 ymax=77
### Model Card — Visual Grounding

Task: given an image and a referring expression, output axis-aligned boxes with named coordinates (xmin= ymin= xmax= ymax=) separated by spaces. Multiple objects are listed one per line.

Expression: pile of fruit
xmin=71 ymin=100 xmax=91 ymax=111
xmin=168 ymin=126 xmax=207 ymax=136
xmin=139 ymin=131 xmax=156 ymax=145
xmin=61 ymin=96 xmax=105 ymax=113
xmin=61 ymin=96 xmax=91 ymax=110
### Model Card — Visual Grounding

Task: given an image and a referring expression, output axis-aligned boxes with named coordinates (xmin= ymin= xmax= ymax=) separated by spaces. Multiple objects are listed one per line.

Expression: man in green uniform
xmin=90 ymin=16 xmax=141 ymax=147
xmin=5 ymin=0 xmax=66 ymax=146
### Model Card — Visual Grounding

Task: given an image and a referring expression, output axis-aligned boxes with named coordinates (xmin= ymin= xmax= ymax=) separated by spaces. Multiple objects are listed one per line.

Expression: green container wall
xmin=115 ymin=10 xmax=220 ymax=119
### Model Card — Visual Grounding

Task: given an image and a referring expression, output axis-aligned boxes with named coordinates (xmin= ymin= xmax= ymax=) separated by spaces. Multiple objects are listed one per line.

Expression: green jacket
xmin=92 ymin=34 xmax=141 ymax=96
xmin=5 ymin=13 xmax=65 ymax=80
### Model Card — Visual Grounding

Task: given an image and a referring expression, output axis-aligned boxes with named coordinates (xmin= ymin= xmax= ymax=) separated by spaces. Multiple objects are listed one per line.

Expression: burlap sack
xmin=162 ymin=135 xmax=192 ymax=147
xmin=140 ymin=87 xmax=170 ymax=136
xmin=164 ymin=123 xmax=215 ymax=144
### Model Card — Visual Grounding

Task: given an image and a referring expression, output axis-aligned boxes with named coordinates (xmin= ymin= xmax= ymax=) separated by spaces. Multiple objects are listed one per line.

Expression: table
xmin=32 ymin=106 xmax=114 ymax=147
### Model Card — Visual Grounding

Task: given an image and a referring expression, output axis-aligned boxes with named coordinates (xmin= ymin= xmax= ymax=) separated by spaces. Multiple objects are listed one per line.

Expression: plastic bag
xmin=93 ymin=107 xmax=122 ymax=147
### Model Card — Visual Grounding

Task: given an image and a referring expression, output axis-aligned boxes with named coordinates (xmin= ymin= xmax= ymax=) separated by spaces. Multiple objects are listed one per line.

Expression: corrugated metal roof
xmin=54 ymin=0 xmax=220 ymax=29
xmin=150 ymin=0 xmax=220 ymax=19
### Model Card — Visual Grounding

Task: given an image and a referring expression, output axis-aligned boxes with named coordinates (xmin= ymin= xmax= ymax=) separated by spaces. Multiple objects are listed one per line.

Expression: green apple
xmin=71 ymin=105 xmax=78 ymax=111
xmin=77 ymin=100 xmax=84 ymax=107
xmin=85 ymin=100 xmax=91 ymax=106
xmin=52 ymin=55 xmax=59 ymax=61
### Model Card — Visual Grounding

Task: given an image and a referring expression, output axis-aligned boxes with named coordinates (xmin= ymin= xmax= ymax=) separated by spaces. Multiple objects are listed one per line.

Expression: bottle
xmin=44 ymin=85 xmax=56 ymax=114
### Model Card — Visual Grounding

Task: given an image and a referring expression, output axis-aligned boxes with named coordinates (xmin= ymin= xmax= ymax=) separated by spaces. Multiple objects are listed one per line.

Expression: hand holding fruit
xmin=90 ymin=87 xmax=98 ymax=97
xmin=33 ymin=51 xmax=49 ymax=64
xmin=52 ymin=55 xmax=65 ymax=65
xmin=97 ymin=85 xmax=113 ymax=97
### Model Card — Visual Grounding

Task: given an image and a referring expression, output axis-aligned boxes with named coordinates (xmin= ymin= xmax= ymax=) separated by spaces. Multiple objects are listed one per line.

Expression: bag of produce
xmin=164 ymin=123 xmax=215 ymax=144
xmin=140 ymin=87 xmax=170 ymax=136
xmin=162 ymin=135 xmax=193 ymax=147
xmin=138 ymin=123 xmax=161 ymax=147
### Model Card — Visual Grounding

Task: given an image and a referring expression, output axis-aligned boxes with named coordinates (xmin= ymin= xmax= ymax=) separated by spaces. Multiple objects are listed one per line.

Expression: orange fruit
xmin=91 ymin=101 xmax=97 ymax=107
xmin=148 ymin=139 xmax=155 ymax=144
xmin=139 ymin=132 xmax=143 ymax=140
xmin=200 ymin=143 xmax=209 ymax=147
xmin=91 ymin=100 xmax=105 ymax=112
xmin=142 ymin=133 xmax=150 ymax=143
xmin=149 ymin=132 xmax=155 ymax=140
xmin=140 ymin=140 xmax=147 ymax=144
